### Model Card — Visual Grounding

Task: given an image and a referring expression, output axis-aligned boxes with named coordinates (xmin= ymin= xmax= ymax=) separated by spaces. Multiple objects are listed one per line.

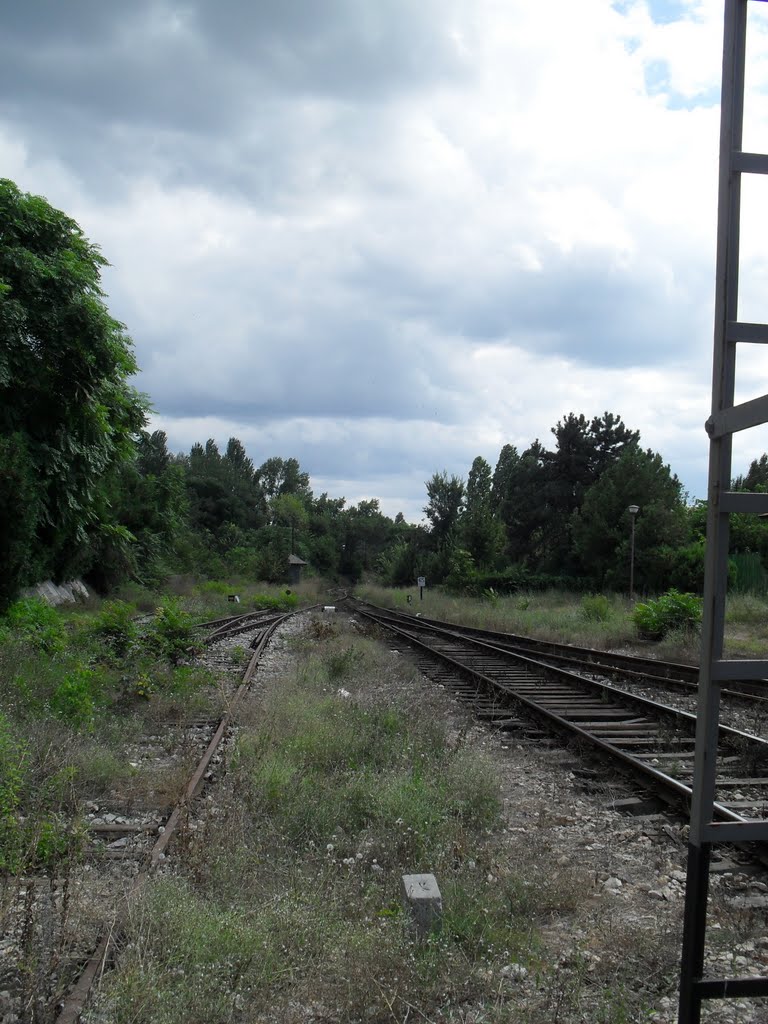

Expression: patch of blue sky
xmin=644 ymin=58 xmax=719 ymax=110
xmin=645 ymin=0 xmax=690 ymax=25
xmin=644 ymin=58 xmax=671 ymax=95
xmin=612 ymin=0 xmax=692 ymax=26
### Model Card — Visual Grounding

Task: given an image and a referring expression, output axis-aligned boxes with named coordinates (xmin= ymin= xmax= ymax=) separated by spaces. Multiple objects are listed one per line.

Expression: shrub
xmin=89 ymin=600 xmax=138 ymax=656
xmin=148 ymin=598 xmax=199 ymax=664
xmin=730 ymin=552 xmax=768 ymax=594
xmin=3 ymin=598 xmax=66 ymax=653
xmin=197 ymin=580 xmax=233 ymax=596
xmin=323 ymin=645 xmax=364 ymax=680
xmin=51 ymin=666 xmax=101 ymax=728
xmin=252 ymin=591 xmax=298 ymax=612
xmin=633 ymin=589 xmax=702 ymax=640
xmin=581 ymin=594 xmax=611 ymax=623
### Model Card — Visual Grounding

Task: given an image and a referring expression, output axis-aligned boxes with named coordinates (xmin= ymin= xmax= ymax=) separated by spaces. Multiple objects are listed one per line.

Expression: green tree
xmin=0 ymin=179 xmax=147 ymax=603
xmin=733 ymin=453 xmax=768 ymax=492
xmin=271 ymin=493 xmax=309 ymax=552
xmin=306 ymin=493 xmax=347 ymax=575
xmin=342 ymin=499 xmax=396 ymax=576
xmin=497 ymin=440 xmax=548 ymax=564
xmin=424 ymin=471 xmax=465 ymax=551
xmin=490 ymin=443 xmax=521 ymax=519
xmin=589 ymin=411 xmax=640 ymax=478
xmin=255 ymin=456 xmax=311 ymax=501
xmin=462 ymin=456 xmax=503 ymax=568
xmin=106 ymin=430 xmax=188 ymax=588
xmin=0 ymin=434 xmax=43 ymax=608
xmin=571 ymin=446 xmax=687 ymax=591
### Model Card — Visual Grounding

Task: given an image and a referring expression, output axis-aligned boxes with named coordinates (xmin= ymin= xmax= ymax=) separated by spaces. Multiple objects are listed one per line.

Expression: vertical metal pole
xmin=628 ymin=505 xmax=639 ymax=598
xmin=629 ymin=515 xmax=636 ymax=599
xmin=678 ymin=3 xmax=746 ymax=1021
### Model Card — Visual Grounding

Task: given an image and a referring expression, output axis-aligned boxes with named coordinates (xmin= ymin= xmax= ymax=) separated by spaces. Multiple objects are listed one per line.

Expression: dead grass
xmin=93 ymin=617 xmax=667 ymax=1024
xmin=357 ymin=585 xmax=768 ymax=667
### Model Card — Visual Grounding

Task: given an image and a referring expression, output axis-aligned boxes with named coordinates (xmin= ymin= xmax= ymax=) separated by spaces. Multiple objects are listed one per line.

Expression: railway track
xmin=0 ymin=607 xmax=293 ymax=1024
xmin=350 ymin=602 xmax=768 ymax=703
xmin=349 ymin=600 xmax=768 ymax=838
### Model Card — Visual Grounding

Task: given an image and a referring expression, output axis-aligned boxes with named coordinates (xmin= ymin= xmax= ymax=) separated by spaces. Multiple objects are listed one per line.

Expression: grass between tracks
xmin=95 ymin=616 xmax=671 ymax=1024
xmin=0 ymin=579 xmax=327 ymax=1020
xmin=356 ymin=584 xmax=768 ymax=663
xmin=0 ymin=579 xmax=323 ymax=871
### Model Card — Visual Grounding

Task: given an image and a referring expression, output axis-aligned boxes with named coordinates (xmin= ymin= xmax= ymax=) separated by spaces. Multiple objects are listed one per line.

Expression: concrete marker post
xmin=401 ymin=873 xmax=442 ymax=940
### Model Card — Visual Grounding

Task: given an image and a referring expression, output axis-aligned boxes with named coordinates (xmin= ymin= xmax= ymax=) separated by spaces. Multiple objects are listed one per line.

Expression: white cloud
xmin=5 ymin=0 xmax=768 ymax=516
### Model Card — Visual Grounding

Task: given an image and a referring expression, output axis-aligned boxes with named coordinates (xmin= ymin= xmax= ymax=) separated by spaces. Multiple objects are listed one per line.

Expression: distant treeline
xmin=413 ymin=416 xmax=768 ymax=597
xmin=3 ymin=178 xmax=768 ymax=608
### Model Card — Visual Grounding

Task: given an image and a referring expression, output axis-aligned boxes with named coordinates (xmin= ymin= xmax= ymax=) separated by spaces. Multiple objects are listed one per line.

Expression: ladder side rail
xmin=679 ymin=2 xmax=747 ymax=1021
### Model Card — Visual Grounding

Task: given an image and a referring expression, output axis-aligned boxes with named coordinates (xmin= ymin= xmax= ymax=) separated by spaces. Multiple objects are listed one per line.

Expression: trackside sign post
xmin=417 ymin=576 xmax=426 ymax=601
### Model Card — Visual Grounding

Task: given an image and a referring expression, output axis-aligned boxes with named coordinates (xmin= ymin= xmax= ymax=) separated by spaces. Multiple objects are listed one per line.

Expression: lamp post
xmin=628 ymin=504 xmax=639 ymax=599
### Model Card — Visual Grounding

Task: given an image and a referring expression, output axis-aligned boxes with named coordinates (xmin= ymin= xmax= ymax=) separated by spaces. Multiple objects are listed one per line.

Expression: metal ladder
xmin=679 ymin=2 xmax=768 ymax=1020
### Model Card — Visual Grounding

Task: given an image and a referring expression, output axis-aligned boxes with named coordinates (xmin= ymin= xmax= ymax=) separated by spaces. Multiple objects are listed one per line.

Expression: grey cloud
xmin=347 ymin=245 xmax=713 ymax=369
xmin=123 ymin=305 xmax=462 ymax=424
xmin=1 ymin=0 xmax=469 ymax=134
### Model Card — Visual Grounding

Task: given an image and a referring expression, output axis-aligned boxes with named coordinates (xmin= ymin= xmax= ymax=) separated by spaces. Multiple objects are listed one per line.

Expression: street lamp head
xmin=628 ymin=504 xmax=640 ymax=515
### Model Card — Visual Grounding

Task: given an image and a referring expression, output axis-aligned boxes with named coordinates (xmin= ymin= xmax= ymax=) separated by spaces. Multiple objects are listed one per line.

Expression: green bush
xmin=323 ymin=645 xmax=364 ymax=680
xmin=730 ymin=551 xmax=768 ymax=594
xmin=51 ymin=665 xmax=101 ymax=728
xmin=197 ymin=580 xmax=232 ymax=596
xmin=3 ymin=597 xmax=66 ymax=653
xmin=581 ymin=594 xmax=611 ymax=623
xmin=89 ymin=600 xmax=138 ymax=656
xmin=633 ymin=589 xmax=702 ymax=640
xmin=252 ymin=591 xmax=298 ymax=611
xmin=148 ymin=598 xmax=199 ymax=664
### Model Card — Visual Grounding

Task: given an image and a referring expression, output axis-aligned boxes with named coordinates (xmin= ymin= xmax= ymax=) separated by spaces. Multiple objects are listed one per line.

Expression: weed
xmin=308 ymin=616 xmax=339 ymax=641
xmin=147 ymin=598 xmax=199 ymax=664
xmin=581 ymin=593 xmax=611 ymax=623
xmin=726 ymin=592 xmax=768 ymax=625
xmin=3 ymin=597 xmax=66 ymax=654
xmin=323 ymin=643 xmax=364 ymax=679
xmin=0 ymin=713 xmax=25 ymax=871
xmin=252 ymin=590 xmax=298 ymax=611
xmin=51 ymin=665 xmax=102 ymax=729
xmin=229 ymin=645 xmax=250 ymax=667
xmin=633 ymin=590 xmax=702 ymax=640
xmin=88 ymin=600 xmax=138 ymax=657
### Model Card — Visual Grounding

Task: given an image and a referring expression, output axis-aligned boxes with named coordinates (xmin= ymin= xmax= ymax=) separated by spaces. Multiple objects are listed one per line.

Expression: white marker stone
xmin=401 ymin=873 xmax=443 ymax=938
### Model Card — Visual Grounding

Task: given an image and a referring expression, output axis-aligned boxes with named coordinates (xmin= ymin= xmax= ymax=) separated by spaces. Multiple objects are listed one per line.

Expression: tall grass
xmin=358 ymin=584 xmax=768 ymax=662
xmin=95 ymin=617 xmax=665 ymax=1024
xmin=357 ymin=583 xmax=635 ymax=649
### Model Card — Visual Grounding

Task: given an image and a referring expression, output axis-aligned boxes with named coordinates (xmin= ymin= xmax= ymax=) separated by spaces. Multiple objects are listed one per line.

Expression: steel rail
xmin=355 ymin=606 xmax=767 ymax=831
xmin=203 ymin=611 xmax=286 ymax=644
xmin=366 ymin=608 xmax=768 ymax=751
xmin=349 ymin=599 xmax=768 ymax=703
xmin=55 ymin=614 xmax=290 ymax=1024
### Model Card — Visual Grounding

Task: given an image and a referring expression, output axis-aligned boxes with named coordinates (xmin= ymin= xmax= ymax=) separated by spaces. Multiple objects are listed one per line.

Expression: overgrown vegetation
xmin=94 ymin=621 xmax=665 ymax=1023
xmin=358 ymin=582 xmax=765 ymax=662
xmin=632 ymin=590 xmax=702 ymax=641
xmin=0 ymin=589 xmax=229 ymax=876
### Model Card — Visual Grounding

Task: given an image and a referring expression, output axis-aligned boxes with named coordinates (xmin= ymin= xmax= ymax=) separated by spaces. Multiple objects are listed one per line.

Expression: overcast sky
xmin=4 ymin=0 xmax=768 ymax=521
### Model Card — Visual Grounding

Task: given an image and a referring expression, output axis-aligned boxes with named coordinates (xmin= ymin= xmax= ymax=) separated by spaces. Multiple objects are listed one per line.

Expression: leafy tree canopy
xmin=424 ymin=471 xmax=465 ymax=548
xmin=0 ymin=178 xmax=147 ymax=599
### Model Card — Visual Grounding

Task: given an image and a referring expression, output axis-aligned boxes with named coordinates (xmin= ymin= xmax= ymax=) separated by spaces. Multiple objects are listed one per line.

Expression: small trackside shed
xmin=287 ymin=553 xmax=308 ymax=585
